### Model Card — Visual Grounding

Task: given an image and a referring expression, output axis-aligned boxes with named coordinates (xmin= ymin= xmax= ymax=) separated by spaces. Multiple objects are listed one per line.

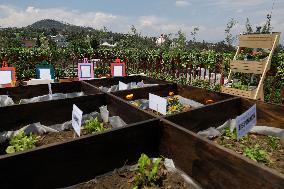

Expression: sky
xmin=0 ymin=0 xmax=283 ymax=43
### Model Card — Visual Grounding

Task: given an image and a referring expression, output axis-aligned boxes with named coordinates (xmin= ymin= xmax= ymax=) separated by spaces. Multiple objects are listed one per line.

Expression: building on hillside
xmin=99 ymin=37 xmax=117 ymax=47
xmin=156 ymin=34 xmax=166 ymax=46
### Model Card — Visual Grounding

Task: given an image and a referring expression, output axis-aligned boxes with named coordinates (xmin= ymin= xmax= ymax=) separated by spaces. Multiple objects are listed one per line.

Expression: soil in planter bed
xmin=0 ymin=123 xmax=112 ymax=155
xmin=37 ymin=123 xmax=112 ymax=146
xmin=213 ymin=133 xmax=284 ymax=174
xmin=73 ymin=168 xmax=193 ymax=189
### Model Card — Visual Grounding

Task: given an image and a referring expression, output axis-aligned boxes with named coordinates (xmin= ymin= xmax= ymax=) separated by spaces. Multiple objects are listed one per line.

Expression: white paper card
xmin=119 ymin=81 xmax=128 ymax=90
xmin=236 ymin=104 xmax=257 ymax=139
xmin=39 ymin=69 xmax=51 ymax=80
xmin=48 ymin=83 xmax=52 ymax=95
xmin=72 ymin=104 xmax=83 ymax=137
xmin=81 ymin=65 xmax=91 ymax=78
xmin=114 ymin=66 xmax=123 ymax=77
xmin=0 ymin=71 xmax=12 ymax=84
xmin=149 ymin=93 xmax=167 ymax=115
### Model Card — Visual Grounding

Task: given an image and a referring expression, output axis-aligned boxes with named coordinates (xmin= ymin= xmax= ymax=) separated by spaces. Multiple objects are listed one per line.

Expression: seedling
xmin=83 ymin=117 xmax=106 ymax=134
xmin=6 ymin=131 xmax=39 ymax=154
xmin=267 ymin=136 xmax=280 ymax=150
xmin=244 ymin=144 xmax=270 ymax=164
xmin=132 ymin=153 xmax=162 ymax=189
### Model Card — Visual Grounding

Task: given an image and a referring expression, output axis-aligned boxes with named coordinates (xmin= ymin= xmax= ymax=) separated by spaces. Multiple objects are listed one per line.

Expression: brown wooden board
xmin=0 ymin=81 xmax=100 ymax=102
xmin=0 ymin=93 xmax=154 ymax=132
xmin=84 ymin=75 xmax=172 ymax=88
xmin=165 ymin=97 xmax=284 ymax=133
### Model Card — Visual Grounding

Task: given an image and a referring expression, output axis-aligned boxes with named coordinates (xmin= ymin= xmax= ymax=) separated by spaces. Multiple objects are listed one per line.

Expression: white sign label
xmin=48 ymin=83 xmax=52 ymax=95
xmin=72 ymin=104 xmax=83 ymax=137
xmin=119 ymin=81 xmax=128 ymax=90
xmin=39 ymin=69 xmax=51 ymax=80
xmin=149 ymin=93 xmax=167 ymax=115
xmin=236 ymin=104 xmax=257 ymax=139
xmin=114 ymin=66 xmax=123 ymax=77
xmin=0 ymin=70 xmax=12 ymax=84
xmin=81 ymin=65 xmax=91 ymax=78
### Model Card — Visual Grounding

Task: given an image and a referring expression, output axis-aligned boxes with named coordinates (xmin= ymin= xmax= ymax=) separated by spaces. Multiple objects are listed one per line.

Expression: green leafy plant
xmin=6 ymin=131 xmax=39 ymax=154
xmin=244 ymin=144 xmax=269 ymax=164
xmin=132 ymin=153 xmax=162 ymax=189
xmin=223 ymin=127 xmax=237 ymax=140
xmin=83 ymin=117 xmax=105 ymax=134
xmin=267 ymin=136 xmax=280 ymax=150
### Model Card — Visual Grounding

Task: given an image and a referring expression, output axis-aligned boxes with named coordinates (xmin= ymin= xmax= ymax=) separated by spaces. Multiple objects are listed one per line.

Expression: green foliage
xmin=231 ymin=81 xmax=249 ymax=90
xmin=83 ymin=118 xmax=105 ymax=134
xmin=244 ymin=144 xmax=270 ymax=164
xmin=267 ymin=136 xmax=280 ymax=150
xmin=6 ymin=131 xmax=39 ymax=154
xmin=223 ymin=127 xmax=237 ymax=140
xmin=133 ymin=154 xmax=162 ymax=188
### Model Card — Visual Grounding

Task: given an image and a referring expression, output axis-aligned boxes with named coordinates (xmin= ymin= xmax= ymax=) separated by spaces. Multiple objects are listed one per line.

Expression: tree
xmin=225 ymin=18 xmax=237 ymax=47
xmin=245 ymin=18 xmax=253 ymax=34
xmin=191 ymin=27 xmax=199 ymax=43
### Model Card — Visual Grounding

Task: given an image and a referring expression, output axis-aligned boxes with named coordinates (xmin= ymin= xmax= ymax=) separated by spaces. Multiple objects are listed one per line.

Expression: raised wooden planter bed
xmin=0 ymin=81 xmax=100 ymax=104
xmin=0 ymin=117 xmax=283 ymax=188
xmin=0 ymin=93 xmax=153 ymax=139
xmin=164 ymin=97 xmax=284 ymax=188
xmin=111 ymin=83 xmax=233 ymax=117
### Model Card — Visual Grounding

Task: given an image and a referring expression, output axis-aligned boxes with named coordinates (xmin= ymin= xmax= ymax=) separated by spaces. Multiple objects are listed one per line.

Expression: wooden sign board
xmin=0 ymin=67 xmax=16 ymax=87
xmin=111 ymin=58 xmax=126 ymax=77
xmin=78 ymin=58 xmax=94 ymax=80
xmin=36 ymin=61 xmax=55 ymax=80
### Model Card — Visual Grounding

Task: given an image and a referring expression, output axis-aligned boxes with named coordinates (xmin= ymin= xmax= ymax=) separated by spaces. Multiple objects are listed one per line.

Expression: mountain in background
xmin=27 ymin=19 xmax=93 ymax=32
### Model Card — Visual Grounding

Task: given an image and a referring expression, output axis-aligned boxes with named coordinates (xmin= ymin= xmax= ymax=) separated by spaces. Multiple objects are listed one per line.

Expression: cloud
xmin=175 ymin=0 xmax=191 ymax=7
xmin=0 ymin=5 xmax=128 ymax=32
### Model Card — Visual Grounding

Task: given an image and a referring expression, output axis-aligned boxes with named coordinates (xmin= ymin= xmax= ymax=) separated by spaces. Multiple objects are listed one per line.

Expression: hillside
xmin=27 ymin=19 xmax=93 ymax=32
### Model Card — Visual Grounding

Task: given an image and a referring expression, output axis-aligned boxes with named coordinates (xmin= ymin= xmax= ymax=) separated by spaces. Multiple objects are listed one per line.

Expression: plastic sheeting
xmin=0 ymin=95 xmax=14 ymax=107
xmin=197 ymin=118 xmax=284 ymax=140
xmin=99 ymin=81 xmax=159 ymax=92
xmin=19 ymin=92 xmax=85 ymax=104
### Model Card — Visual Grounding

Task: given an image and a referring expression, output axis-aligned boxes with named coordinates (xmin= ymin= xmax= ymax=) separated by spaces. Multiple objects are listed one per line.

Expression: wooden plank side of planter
xmin=230 ymin=59 xmax=265 ymax=74
xmin=85 ymin=75 xmax=171 ymax=88
xmin=160 ymin=120 xmax=284 ymax=189
xmin=112 ymin=83 xmax=177 ymax=101
xmin=239 ymin=34 xmax=278 ymax=49
xmin=0 ymin=84 xmax=50 ymax=101
xmin=166 ymin=96 xmax=284 ymax=132
xmin=165 ymin=97 xmax=241 ymax=133
xmin=241 ymin=98 xmax=284 ymax=128
xmin=0 ymin=81 xmax=100 ymax=102
xmin=177 ymin=85 xmax=233 ymax=105
xmin=0 ymin=94 xmax=106 ymax=131
xmin=0 ymin=93 xmax=153 ymax=131
xmin=51 ymin=81 xmax=100 ymax=95
xmin=0 ymin=119 xmax=161 ymax=189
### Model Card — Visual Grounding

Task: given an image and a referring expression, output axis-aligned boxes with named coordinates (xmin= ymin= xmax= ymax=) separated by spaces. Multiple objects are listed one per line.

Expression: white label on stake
xmin=48 ymin=83 xmax=52 ymax=95
xmin=119 ymin=81 xmax=128 ymax=90
xmin=81 ymin=65 xmax=91 ymax=78
xmin=149 ymin=93 xmax=167 ymax=115
xmin=72 ymin=104 xmax=83 ymax=137
xmin=236 ymin=104 xmax=257 ymax=139
xmin=39 ymin=69 xmax=51 ymax=80
xmin=114 ymin=66 xmax=123 ymax=77
xmin=0 ymin=70 xmax=12 ymax=84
